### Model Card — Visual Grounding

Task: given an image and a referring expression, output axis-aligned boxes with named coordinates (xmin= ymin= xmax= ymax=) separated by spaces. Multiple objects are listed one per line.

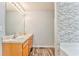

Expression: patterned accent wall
xmin=57 ymin=3 xmax=79 ymax=43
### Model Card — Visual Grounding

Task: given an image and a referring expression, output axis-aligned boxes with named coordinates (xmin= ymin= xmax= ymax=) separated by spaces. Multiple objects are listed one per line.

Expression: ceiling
xmin=6 ymin=2 xmax=54 ymax=11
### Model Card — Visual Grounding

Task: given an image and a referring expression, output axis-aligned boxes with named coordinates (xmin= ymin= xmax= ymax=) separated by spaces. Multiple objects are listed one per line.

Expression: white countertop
xmin=2 ymin=34 xmax=32 ymax=43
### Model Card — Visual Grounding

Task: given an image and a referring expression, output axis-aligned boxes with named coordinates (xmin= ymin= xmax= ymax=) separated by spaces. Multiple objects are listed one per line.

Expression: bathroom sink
xmin=3 ymin=33 xmax=33 ymax=43
xmin=15 ymin=35 xmax=25 ymax=39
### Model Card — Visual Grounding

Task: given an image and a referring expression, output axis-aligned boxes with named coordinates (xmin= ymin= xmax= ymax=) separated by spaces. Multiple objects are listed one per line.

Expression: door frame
xmin=54 ymin=2 xmax=60 ymax=56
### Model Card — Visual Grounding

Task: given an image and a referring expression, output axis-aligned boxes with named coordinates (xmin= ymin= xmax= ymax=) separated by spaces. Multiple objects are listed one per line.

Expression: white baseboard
xmin=33 ymin=45 xmax=54 ymax=48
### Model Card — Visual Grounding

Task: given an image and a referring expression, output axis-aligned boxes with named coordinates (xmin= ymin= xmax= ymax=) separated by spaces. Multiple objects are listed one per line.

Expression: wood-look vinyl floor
xmin=30 ymin=47 xmax=55 ymax=56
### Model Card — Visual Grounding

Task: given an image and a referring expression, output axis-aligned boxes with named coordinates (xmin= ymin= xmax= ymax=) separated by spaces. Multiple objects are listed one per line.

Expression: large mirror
xmin=5 ymin=2 xmax=25 ymax=35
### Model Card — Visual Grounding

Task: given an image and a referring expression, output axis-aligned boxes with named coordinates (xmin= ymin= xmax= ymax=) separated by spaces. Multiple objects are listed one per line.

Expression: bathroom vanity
xmin=2 ymin=33 xmax=33 ymax=56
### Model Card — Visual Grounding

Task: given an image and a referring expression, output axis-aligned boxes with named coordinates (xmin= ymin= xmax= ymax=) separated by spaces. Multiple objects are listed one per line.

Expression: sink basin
xmin=15 ymin=35 xmax=25 ymax=39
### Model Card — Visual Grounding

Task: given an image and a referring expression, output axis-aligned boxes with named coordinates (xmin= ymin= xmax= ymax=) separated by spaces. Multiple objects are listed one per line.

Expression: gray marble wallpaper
xmin=57 ymin=2 xmax=79 ymax=43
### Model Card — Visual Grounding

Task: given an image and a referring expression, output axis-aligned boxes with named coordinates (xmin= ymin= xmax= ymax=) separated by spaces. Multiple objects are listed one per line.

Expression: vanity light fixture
xmin=9 ymin=2 xmax=24 ymax=15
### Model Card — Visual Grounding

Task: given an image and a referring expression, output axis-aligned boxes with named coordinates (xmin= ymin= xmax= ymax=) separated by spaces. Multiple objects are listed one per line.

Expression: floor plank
xmin=30 ymin=47 xmax=55 ymax=56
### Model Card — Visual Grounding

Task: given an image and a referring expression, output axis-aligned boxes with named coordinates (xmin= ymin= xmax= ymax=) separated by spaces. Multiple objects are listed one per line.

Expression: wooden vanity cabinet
xmin=2 ymin=35 xmax=33 ymax=56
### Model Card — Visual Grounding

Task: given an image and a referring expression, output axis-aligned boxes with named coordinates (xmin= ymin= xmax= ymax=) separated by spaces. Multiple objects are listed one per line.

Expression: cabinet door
xmin=2 ymin=43 xmax=22 ymax=56
xmin=11 ymin=43 xmax=22 ymax=56
xmin=2 ymin=43 xmax=11 ymax=56
xmin=28 ymin=36 xmax=33 ymax=51
xmin=23 ymin=41 xmax=29 ymax=56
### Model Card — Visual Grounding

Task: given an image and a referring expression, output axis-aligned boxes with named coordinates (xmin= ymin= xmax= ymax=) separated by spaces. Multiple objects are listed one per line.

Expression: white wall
xmin=25 ymin=11 xmax=54 ymax=47
xmin=0 ymin=2 xmax=5 ymax=56
xmin=6 ymin=11 xmax=24 ymax=35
